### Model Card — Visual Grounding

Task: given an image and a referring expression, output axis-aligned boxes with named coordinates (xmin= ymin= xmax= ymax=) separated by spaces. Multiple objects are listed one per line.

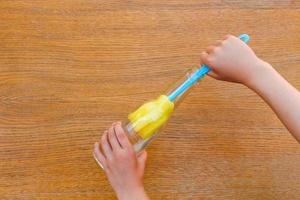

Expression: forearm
xmin=247 ymin=62 xmax=300 ymax=142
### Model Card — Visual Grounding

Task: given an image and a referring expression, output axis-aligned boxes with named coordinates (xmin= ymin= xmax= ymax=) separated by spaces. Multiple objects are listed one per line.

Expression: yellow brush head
xmin=128 ymin=95 xmax=174 ymax=139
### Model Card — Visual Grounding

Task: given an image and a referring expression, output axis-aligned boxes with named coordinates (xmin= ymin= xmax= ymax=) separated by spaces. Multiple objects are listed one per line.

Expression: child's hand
xmin=200 ymin=35 xmax=271 ymax=87
xmin=94 ymin=122 xmax=149 ymax=200
xmin=201 ymin=35 xmax=300 ymax=142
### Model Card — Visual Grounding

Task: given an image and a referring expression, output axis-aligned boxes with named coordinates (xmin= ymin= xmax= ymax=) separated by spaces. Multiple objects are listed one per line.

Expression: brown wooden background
xmin=1 ymin=1 xmax=300 ymax=199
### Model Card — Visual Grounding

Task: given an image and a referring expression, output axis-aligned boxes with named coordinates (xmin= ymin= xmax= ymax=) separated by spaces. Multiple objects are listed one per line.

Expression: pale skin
xmin=94 ymin=35 xmax=300 ymax=200
xmin=94 ymin=122 xmax=149 ymax=200
xmin=201 ymin=35 xmax=300 ymax=142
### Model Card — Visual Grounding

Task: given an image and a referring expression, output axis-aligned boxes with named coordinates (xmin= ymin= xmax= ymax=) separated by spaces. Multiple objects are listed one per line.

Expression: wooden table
xmin=1 ymin=1 xmax=300 ymax=199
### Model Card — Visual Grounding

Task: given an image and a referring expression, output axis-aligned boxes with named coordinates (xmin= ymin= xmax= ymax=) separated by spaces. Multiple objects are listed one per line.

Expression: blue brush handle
xmin=168 ymin=34 xmax=250 ymax=102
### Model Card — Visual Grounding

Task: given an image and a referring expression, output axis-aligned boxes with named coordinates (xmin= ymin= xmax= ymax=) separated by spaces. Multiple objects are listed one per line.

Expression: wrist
xmin=245 ymin=60 xmax=276 ymax=91
xmin=116 ymin=185 xmax=148 ymax=200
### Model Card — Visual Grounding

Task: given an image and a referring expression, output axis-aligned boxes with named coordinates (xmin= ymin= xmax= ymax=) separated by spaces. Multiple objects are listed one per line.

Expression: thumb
xmin=137 ymin=150 xmax=147 ymax=172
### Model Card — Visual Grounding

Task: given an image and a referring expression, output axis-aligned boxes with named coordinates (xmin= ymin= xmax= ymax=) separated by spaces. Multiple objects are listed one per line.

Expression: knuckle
xmin=208 ymin=46 xmax=215 ymax=51
xmin=106 ymin=156 xmax=115 ymax=164
xmin=214 ymin=46 xmax=221 ymax=53
xmin=228 ymin=35 xmax=236 ymax=41
xmin=206 ymin=55 xmax=212 ymax=61
xmin=222 ymin=40 xmax=228 ymax=46
xmin=216 ymin=41 xmax=222 ymax=46
xmin=226 ymin=34 xmax=234 ymax=39
xmin=114 ymin=153 xmax=127 ymax=163
xmin=206 ymin=56 xmax=214 ymax=65
xmin=200 ymin=53 xmax=207 ymax=60
xmin=202 ymin=56 xmax=210 ymax=63
xmin=221 ymin=40 xmax=227 ymax=45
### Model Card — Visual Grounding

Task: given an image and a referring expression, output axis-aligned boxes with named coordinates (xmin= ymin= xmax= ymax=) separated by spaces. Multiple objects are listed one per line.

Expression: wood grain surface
xmin=1 ymin=1 xmax=300 ymax=199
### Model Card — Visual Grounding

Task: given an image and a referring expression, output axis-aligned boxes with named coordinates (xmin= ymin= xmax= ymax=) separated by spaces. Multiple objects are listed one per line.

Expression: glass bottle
xmin=123 ymin=66 xmax=202 ymax=153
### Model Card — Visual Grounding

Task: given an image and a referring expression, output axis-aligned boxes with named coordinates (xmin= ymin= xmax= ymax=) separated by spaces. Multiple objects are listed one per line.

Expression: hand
xmin=200 ymin=35 xmax=272 ymax=87
xmin=94 ymin=122 xmax=149 ymax=200
xmin=200 ymin=35 xmax=300 ymax=142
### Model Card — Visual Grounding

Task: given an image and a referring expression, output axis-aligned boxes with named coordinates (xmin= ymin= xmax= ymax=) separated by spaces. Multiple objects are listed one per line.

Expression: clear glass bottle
xmin=123 ymin=66 xmax=201 ymax=153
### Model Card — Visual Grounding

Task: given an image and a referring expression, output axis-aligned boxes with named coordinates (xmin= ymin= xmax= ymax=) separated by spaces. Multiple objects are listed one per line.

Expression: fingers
xmin=206 ymin=35 xmax=232 ymax=57
xmin=205 ymin=45 xmax=216 ymax=54
xmin=114 ymin=123 xmax=132 ymax=150
xmin=214 ymin=40 xmax=223 ymax=47
xmin=94 ymin=142 xmax=107 ymax=169
xmin=201 ymin=52 xmax=218 ymax=78
xmin=100 ymin=122 xmax=132 ymax=153
xmin=207 ymin=71 xmax=221 ymax=80
xmin=200 ymin=52 xmax=211 ymax=66
xmin=101 ymin=131 xmax=113 ymax=158
xmin=224 ymin=34 xmax=232 ymax=40
xmin=108 ymin=123 xmax=121 ymax=150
